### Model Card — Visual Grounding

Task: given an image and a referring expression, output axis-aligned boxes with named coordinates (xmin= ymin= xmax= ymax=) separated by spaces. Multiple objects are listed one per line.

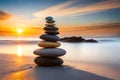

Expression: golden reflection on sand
xmin=3 ymin=71 xmax=25 ymax=80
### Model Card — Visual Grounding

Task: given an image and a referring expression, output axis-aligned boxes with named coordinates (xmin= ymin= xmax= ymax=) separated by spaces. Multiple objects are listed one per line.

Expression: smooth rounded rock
xmin=45 ymin=31 xmax=59 ymax=35
xmin=34 ymin=57 xmax=63 ymax=66
xmin=33 ymin=48 xmax=66 ymax=57
xmin=45 ymin=23 xmax=55 ymax=26
xmin=40 ymin=34 xmax=60 ymax=42
xmin=45 ymin=24 xmax=56 ymax=27
xmin=45 ymin=16 xmax=53 ymax=21
xmin=44 ymin=26 xmax=58 ymax=30
xmin=38 ymin=41 xmax=61 ymax=48
xmin=46 ymin=20 xmax=55 ymax=23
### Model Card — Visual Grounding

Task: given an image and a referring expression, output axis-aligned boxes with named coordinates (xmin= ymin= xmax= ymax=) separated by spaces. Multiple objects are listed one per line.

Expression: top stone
xmin=45 ymin=16 xmax=53 ymax=21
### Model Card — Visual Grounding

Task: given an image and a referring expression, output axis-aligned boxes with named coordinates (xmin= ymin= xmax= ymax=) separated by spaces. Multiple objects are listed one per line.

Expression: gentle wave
xmin=0 ymin=54 xmax=34 ymax=77
xmin=0 ymin=64 xmax=33 ymax=76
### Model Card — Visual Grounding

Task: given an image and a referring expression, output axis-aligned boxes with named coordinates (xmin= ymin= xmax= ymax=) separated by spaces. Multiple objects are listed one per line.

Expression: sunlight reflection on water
xmin=17 ymin=45 xmax=22 ymax=57
xmin=0 ymin=38 xmax=120 ymax=80
xmin=0 ymin=39 xmax=120 ymax=65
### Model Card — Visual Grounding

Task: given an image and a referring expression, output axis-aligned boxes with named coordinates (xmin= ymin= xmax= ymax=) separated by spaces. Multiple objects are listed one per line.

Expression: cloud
xmin=33 ymin=0 xmax=120 ymax=17
xmin=33 ymin=0 xmax=74 ymax=17
xmin=0 ymin=11 xmax=13 ymax=21
xmin=59 ymin=23 xmax=120 ymax=37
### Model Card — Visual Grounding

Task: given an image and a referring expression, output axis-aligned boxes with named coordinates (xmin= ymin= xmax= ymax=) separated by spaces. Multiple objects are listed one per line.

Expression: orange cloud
xmin=0 ymin=22 xmax=119 ymax=37
xmin=59 ymin=23 xmax=120 ymax=37
xmin=0 ymin=11 xmax=13 ymax=21
xmin=33 ymin=0 xmax=120 ymax=17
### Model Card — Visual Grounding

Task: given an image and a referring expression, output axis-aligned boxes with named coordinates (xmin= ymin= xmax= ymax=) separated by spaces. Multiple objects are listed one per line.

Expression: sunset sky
xmin=0 ymin=0 xmax=120 ymax=37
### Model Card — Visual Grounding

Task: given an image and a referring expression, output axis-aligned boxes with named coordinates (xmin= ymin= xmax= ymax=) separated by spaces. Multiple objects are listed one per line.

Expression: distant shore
xmin=60 ymin=36 xmax=98 ymax=42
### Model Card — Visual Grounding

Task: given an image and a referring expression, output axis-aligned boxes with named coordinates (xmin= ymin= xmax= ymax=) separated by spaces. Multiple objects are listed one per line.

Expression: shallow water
xmin=0 ymin=38 xmax=120 ymax=64
xmin=0 ymin=54 xmax=33 ymax=77
xmin=0 ymin=37 xmax=120 ymax=77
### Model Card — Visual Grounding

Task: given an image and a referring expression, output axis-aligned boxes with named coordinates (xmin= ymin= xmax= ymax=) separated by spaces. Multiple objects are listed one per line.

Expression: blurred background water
xmin=0 ymin=37 xmax=120 ymax=64
xmin=0 ymin=37 xmax=120 ymax=78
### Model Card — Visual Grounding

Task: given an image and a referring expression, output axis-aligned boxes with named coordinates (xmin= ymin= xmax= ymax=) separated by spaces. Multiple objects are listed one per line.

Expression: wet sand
xmin=1 ymin=66 xmax=112 ymax=80
xmin=1 ymin=54 xmax=120 ymax=80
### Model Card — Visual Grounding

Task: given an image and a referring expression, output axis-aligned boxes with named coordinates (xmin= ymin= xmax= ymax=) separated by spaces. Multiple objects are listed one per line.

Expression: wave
xmin=0 ymin=64 xmax=33 ymax=76
xmin=0 ymin=54 xmax=33 ymax=77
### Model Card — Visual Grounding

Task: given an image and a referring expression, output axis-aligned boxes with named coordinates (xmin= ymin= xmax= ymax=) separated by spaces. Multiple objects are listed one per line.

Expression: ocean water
xmin=0 ymin=37 xmax=120 ymax=77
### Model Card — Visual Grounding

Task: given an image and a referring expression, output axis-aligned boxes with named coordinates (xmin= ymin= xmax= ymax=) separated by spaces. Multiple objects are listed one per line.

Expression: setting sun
xmin=17 ymin=29 xmax=23 ymax=34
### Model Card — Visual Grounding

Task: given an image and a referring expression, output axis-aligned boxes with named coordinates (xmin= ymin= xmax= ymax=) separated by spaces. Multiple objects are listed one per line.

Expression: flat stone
xmin=45 ymin=31 xmax=59 ymax=35
xmin=40 ymin=34 xmax=60 ymax=42
xmin=33 ymin=48 xmax=66 ymax=57
xmin=44 ymin=26 xmax=58 ymax=30
xmin=46 ymin=20 xmax=55 ymax=23
xmin=45 ymin=25 xmax=56 ymax=27
xmin=45 ymin=16 xmax=53 ymax=21
xmin=34 ymin=57 xmax=63 ymax=66
xmin=45 ymin=23 xmax=55 ymax=26
xmin=38 ymin=41 xmax=61 ymax=48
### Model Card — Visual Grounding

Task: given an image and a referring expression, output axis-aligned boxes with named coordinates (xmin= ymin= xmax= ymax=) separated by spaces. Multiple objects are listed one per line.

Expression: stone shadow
xmin=33 ymin=65 xmax=113 ymax=80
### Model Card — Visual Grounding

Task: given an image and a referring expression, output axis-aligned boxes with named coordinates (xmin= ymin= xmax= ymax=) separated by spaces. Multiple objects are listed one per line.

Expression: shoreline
xmin=0 ymin=54 xmax=120 ymax=80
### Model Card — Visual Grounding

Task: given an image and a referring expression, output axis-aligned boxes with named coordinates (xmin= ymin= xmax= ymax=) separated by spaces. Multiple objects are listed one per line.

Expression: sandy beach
xmin=0 ymin=54 xmax=120 ymax=80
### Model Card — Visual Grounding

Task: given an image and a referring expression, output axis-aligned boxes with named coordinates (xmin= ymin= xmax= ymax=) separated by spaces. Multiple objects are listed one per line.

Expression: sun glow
xmin=17 ymin=29 xmax=22 ymax=34
xmin=17 ymin=28 xmax=23 ymax=40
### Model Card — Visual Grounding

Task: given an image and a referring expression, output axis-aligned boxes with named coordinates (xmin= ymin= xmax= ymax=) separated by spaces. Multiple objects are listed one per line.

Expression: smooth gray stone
xmin=44 ymin=26 xmax=58 ymax=30
xmin=34 ymin=57 xmax=63 ymax=66
xmin=45 ymin=16 xmax=53 ymax=21
xmin=45 ymin=23 xmax=55 ymax=26
xmin=40 ymin=34 xmax=60 ymax=42
xmin=45 ymin=31 xmax=59 ymax=35
xmin=33 ymin=48 xmax=66 ymax=57
xmin=45 ymin=24 xmax=56 ymax=27
xmin=46 ymin=20 xmax=55 ymax=23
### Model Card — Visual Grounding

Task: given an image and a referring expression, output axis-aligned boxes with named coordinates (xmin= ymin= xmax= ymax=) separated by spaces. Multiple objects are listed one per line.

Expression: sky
xmin=0 ymin=0 xmax=120 ymax=37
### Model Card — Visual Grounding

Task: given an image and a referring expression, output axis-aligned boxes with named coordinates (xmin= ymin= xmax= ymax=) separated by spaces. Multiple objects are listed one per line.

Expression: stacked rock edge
xmin=40 ymin=34 xmax=60 ymax=42
xmin=33 ymin=16 xmax=66 ymax=66
xmin=33 ymin=48 xmax=66 ymax=57
xmin=38 ymin=41 xmax=61 ymax=48
xmin=34 ymin=57 xmax=63 ymax=66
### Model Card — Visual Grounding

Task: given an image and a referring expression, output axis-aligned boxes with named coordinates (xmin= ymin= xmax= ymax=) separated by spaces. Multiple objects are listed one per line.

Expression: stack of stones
xmin=33 ymin=16 xmax=66 ymax=66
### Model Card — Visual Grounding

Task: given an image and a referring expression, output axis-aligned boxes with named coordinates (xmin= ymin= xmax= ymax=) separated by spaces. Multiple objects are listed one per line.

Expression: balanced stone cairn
xmin=33 ymin=16 xmax=66 ymax=66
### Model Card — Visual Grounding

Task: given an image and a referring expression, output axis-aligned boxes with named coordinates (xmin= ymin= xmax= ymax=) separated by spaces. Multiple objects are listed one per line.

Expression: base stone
xmin=34 ymin=57 xmax=63 ymax=66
